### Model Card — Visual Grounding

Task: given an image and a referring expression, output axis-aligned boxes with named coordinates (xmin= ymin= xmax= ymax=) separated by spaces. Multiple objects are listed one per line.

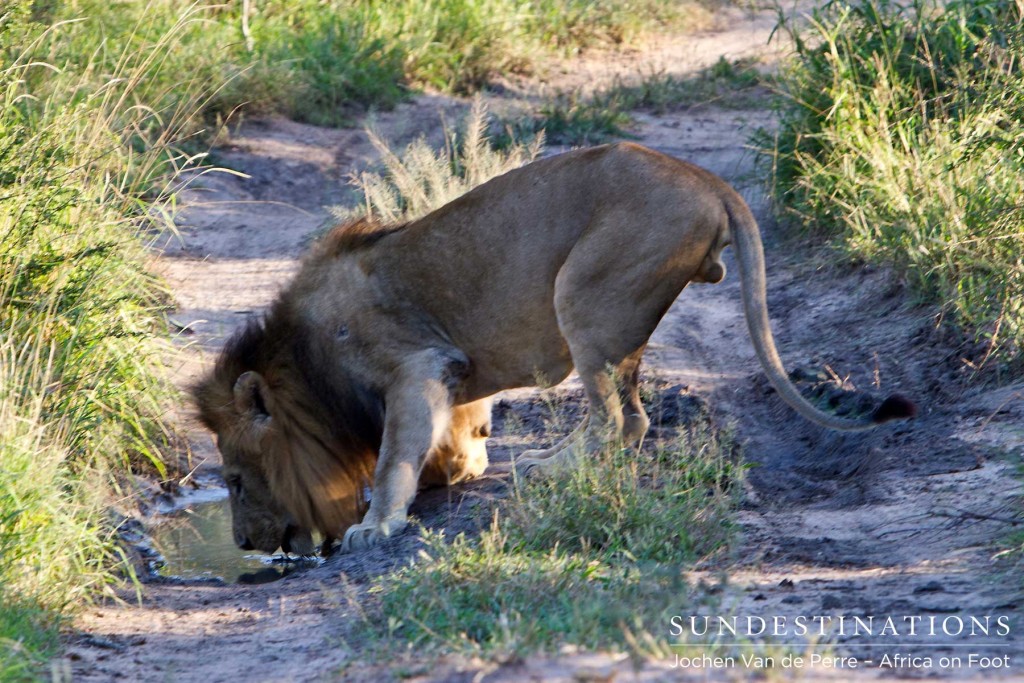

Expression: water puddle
xmin=147 ymin=491 xmax=320 ymax=584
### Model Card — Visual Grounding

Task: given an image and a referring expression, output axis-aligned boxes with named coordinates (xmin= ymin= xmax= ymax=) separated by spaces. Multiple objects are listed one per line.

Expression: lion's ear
xmin=234 ymin=371 xmax=272 ymax=425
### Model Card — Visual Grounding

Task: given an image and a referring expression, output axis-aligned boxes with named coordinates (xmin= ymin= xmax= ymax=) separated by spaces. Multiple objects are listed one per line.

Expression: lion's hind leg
xmin=617 ymin=346 xmax=650 ymax=447
xmin=517 ymin=354 xmax=624 ymax=475
xmin=518 ymin=207 xmax=677 ymax=476
xmin=518 ymin=351 xmax=654 ymax=474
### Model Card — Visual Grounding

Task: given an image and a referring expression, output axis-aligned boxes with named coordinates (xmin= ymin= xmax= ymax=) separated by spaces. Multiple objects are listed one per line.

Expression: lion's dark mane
xmin=193 ymin=291 xmax=385 ymax=534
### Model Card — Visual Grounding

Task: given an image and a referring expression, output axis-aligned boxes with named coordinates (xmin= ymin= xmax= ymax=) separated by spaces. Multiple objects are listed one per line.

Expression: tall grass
xmin=19 ymin=0 xmax=694 ymax=128
xmin=1 ymin=5 xmax=208 ymax=677
xmin=768 ymin=0 xmax=1024 ymax=368
xmin=0 ymin=343 xmax=123 ymax=681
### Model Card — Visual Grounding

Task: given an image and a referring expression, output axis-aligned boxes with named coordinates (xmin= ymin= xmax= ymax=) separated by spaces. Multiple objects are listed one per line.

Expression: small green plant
xmin=767 ymin=0 xmax=1024 ymax=368
xmin=504 ymin=421 xmax=738 ymax=563
xmin=998 ymin=529 xmax=1024 ymax=576
xmin=534 ymin=90 xmax=635 ymax=145
xmin=496 ymin=86 xmax=635 ymax=148
xmin=993 ymin=455 xmax=1024 ymax=576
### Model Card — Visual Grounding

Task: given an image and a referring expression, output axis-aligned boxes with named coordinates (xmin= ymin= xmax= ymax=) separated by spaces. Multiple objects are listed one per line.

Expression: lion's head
xmin=192 ymin=308 xmax=383 ymax=555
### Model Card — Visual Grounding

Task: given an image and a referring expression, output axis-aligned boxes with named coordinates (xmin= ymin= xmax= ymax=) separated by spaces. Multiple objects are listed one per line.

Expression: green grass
xmin=375 ymin=417 xmax=741 ymax=658
xmin=531 ymin=89 xmax=637 ymax=145
xmin=611 ymin=57 xmax=764 ymax=113
xmin=0 ymin=601 xmax=60 ymax=683
xmin=502 ymin=419 xmax=737 ymax=564
xmin=0 ymin=359 xmax=123 ymax=680
xmin=11 ymin=0 xmax=699 ymax=129
xmin=767 ymin=0 xmax=1024 ymax=369
xmin=2 ymin=16 xmax=184 ymax=477
xmin=1 ymin=4 xmax=206 ymax=677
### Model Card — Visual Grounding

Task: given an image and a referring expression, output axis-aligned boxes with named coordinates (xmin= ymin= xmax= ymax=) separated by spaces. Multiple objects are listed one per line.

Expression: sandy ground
xmin=64 ymin=4 xmax=1023 ymax=682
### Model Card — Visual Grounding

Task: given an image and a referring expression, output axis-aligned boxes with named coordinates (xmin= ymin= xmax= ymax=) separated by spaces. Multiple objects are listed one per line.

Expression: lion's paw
xmin=340 ymin=517 xmax=407 ymax=553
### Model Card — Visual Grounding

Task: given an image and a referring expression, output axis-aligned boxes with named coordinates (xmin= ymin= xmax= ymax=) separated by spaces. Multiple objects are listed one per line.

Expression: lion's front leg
xmin=341 ymin=350 xmax=462 ymax=553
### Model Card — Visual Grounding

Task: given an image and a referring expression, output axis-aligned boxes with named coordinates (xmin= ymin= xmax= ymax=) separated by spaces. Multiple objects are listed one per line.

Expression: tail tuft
xmin=871 ymin=394 xmax=917 ymax=423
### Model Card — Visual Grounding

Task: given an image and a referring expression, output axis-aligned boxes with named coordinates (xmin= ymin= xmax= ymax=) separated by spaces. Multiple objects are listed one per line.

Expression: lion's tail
xmin=723 ymin=194 xmax=916 ymax=431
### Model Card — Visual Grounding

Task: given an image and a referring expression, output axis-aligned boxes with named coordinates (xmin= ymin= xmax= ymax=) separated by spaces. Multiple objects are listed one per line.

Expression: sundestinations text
xmin=671 ymin=615 xmax=1011 ymax=639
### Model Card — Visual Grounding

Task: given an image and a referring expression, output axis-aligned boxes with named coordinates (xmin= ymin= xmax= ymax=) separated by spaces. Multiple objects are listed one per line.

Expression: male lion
xmin=193 ymin=142 xmax=914 ymax=556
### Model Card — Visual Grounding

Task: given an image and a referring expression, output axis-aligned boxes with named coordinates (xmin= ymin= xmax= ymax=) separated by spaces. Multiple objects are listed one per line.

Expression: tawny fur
xmin=193 ymin=142 xmax=913 ymax=555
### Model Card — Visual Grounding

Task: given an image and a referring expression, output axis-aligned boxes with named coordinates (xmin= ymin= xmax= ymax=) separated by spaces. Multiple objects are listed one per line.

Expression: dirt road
xmin=66 ymin=5 xmax=1023 ymax=681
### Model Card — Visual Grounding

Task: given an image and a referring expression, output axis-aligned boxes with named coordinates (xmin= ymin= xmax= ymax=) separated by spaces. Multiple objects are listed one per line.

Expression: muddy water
xmin=149 ymin=493 xmax=320 ymax=584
